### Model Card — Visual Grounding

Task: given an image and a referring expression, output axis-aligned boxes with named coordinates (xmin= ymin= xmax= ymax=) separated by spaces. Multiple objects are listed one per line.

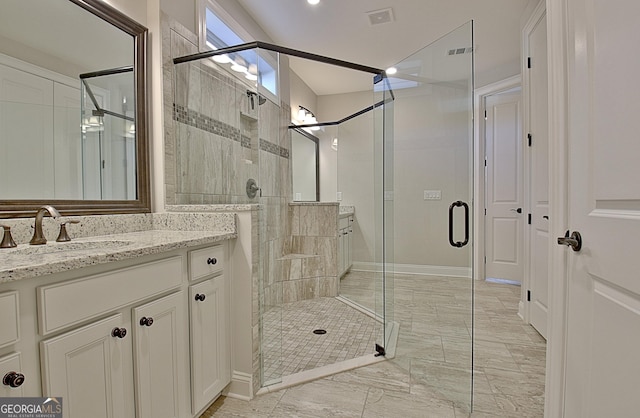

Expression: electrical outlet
xmin=424 ymin=190 xmax=442 ymax=200
xmin=336 ymin=192 xmax=343 ymax=201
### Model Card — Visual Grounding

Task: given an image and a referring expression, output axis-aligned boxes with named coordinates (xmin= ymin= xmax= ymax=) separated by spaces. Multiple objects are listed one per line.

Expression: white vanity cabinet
xmin=133 ymin=291 xmax=187 ymax=418
xmin=41 ymin=314 xmax=131 ymax=417
xmin=0 ymin=240 xmax=232 ymax=418
xmin=338 ymin=215 xmax=354 ymax=277
xmin=189 ymin=273 xmax=229 ymax=414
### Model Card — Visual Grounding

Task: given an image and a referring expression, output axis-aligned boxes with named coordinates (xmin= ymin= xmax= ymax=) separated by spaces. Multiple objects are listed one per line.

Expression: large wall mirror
xmin=291 ymin=128 xmax=319 ymax=202
xmin=0 ymin=0 xmax=149 ymax=217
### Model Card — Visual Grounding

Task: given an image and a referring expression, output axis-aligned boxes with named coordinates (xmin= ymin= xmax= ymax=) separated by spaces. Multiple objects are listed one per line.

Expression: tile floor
xmin=201 ymin=274 xmax=546 ymax=417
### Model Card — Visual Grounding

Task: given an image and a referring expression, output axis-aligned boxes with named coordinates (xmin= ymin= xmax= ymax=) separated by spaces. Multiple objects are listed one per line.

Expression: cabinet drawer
xmin=38 ymin=256 xmax=183 ymax=335
xmin=189 ymin=245 xmax=224 ymax=281
xmin=0 ymin=292 xmax=19 ymax=348
xmin=0 ymin=352 xmax=24 ymax=397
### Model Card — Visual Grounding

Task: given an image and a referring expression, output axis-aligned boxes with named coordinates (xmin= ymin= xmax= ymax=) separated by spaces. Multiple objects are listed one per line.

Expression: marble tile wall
xmin=272 ymin=203 xmax=339 ymax=304
xmin=161 ymin=14 xmax=294 ymax=394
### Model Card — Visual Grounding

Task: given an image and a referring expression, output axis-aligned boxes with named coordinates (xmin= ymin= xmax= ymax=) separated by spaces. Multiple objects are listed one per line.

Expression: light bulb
xmin=230 ymin=61 xmax=247 ymax=72
xmin=308 ymin=0 xmax=320 ymax=4
xmin=212 ymin=54 xmax=232 ymax=64
xmin=385 ymin=67 xmax=397 ymax=75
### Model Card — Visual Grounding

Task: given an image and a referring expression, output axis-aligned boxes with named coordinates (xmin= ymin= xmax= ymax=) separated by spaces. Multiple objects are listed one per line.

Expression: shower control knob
xmin=3 ymin=372 xmax=25 ymax=388
xmin=111 ymin=327 xmax=127 ymax=339
xmin=139 ymin=317 xmax=154 ymax=327
xmin=207 ymin=257 xmax=217 ymax=265
xmin=195 ymin=293 xmax=206 ymax=302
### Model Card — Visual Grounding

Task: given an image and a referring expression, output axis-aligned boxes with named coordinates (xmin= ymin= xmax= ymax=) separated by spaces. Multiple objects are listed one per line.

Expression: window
xmin=199 ymin=0 xmax=279 ymax=101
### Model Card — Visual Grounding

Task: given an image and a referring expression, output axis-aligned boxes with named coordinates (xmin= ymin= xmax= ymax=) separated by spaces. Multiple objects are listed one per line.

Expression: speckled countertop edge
xmin=0 ymin=229 xmax=236 ymax=283
xmin=166 ymin=204 xmax=257 ymax=212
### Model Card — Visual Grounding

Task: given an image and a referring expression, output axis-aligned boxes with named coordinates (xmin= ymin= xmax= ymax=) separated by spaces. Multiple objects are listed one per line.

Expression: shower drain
xmin=313 ymin=329 xmax=327 ymax=335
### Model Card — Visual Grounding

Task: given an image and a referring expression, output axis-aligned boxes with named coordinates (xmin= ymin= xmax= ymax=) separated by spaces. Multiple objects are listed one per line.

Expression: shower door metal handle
xmin=448 ymin=200 xmax=469 ymax=248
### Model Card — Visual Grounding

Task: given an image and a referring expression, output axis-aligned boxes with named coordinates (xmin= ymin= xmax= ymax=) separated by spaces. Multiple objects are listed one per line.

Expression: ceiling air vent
xmin=447 ymin=47 xmax=474 ymax=56
xmin=367 ymin=8 xmax=394 ymax=26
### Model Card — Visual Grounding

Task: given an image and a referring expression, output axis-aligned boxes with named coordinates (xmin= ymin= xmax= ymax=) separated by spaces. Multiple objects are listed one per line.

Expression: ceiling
xmin=236 ymin=0 xmax=531 ymax=96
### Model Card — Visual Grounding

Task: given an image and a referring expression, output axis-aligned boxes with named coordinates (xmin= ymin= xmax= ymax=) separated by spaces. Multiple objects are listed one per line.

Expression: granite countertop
xmin=339 ymin=206 xmax=355 ymax=217
xmin=0 ymin=229 xmax=236 ymax=283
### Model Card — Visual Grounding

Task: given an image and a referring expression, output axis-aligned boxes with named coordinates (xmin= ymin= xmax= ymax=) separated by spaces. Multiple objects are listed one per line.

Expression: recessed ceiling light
xmin=308 ymin=0 xmax=320 ymax=5
xmin=385 ymin=67 xmax=397 ymax=75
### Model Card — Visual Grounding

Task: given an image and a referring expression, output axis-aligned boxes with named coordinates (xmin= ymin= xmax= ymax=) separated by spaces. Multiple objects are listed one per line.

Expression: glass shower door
xmin=383 ymin=21 xmax=475 ymax=412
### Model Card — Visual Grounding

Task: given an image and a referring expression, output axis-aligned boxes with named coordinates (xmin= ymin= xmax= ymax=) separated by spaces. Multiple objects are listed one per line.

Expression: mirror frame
xmin=0 ymin=0 xmax=150 ymax=218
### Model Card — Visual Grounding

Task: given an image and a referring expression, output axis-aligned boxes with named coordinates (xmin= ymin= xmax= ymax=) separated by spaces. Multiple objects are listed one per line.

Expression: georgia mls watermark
xmin=0 ymin=397 xmax=62 ymax=418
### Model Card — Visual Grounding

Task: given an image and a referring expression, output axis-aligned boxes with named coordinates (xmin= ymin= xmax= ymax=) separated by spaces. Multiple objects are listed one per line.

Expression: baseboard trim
xmin=223 ymin=371 xmax=253 ymax=400
xmin=351 ymin=261 xmax=472 ymax=278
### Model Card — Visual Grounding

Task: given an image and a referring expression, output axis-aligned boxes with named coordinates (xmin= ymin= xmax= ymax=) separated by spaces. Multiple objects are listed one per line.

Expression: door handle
xmin=510 ymin=208 xmax=522 ymax=213
xmin=557 ymin=230 xmax=582 ymax=252
xmin=448 ymin=201 xmax=469 ymax=248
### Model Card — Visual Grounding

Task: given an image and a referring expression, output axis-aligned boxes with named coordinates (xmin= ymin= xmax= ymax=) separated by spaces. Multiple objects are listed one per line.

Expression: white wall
xmin=318 ymin=85 xmax=471 ymax=268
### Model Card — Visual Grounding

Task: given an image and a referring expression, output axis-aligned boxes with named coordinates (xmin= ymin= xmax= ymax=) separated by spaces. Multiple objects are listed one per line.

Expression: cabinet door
xmin=41 ymin=314 xmax=131 ymax=418
xmin=133 ymin=292 xmax=185 ymax=418
xmin=338 ymin=230 xmax=345 ymax=276
xmin=346 ymin=229 xmax=352 ymax=271
xmin=0 ymin=352 xmax=24 ymax=397
xmin=189 ymin=275 xmax=230 ymax=413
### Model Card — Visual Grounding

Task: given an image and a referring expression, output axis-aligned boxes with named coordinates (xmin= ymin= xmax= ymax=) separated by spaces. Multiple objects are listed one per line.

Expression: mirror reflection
xmin=0 ymin=0 xmax=136 ymax=200
xmin=291 ymin=128 xmax=319 ymax=201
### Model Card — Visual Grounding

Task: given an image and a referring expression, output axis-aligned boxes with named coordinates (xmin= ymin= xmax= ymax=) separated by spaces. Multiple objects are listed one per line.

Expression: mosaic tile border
xmin=173 ymin=103 xmax=289 ymax=159
xmin=260 ymin=138 xmax=290 ymax=159
xmin=173 ymin=103 xmax=242 ymax=143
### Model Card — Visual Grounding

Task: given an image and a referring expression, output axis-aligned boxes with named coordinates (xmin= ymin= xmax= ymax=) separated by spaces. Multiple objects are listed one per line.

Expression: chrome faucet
xmin=30 ymin=205 xmax=61 ymax=245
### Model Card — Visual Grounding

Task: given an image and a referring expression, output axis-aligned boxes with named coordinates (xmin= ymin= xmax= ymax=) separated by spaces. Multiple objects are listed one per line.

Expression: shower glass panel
xmin=336 ymin=108 xmax=378 ymax=315
xmin=384 ymin=21 xmax=474 ymax=412
xmin=374 ymin=74 xmax=396 ymax=352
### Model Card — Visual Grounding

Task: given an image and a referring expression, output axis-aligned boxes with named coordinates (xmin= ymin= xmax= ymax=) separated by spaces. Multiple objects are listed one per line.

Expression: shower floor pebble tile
xmin=262 ymin=297 xmax=382 ymax=382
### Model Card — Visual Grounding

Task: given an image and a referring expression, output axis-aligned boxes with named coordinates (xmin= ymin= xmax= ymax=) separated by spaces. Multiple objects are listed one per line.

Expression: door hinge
xmin=484 ymin=109 xmax=487 ymax=119
xmin=527 ymin=57 xmax=531 ymax=68
xmin=484 ymin=158 xmax=487 ymax=167
xmin=484 ymin=208 xmax=487 ymax=216
xmin=484 ymin=256 xmax=487 ymax=264
xmin=527 ymin=133 xmax=532 ymax=147
xmin=528 ymin=213 xmax=532 ymax=224
xmin=527 ymin=290 xmax=531 ymax=301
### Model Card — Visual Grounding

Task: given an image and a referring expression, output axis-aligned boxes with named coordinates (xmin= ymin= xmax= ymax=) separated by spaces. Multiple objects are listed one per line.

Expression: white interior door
xmin=485 ymin=91 xmax=524 ymax=282
xmin=54 ymin=82 xmax=82 ymax=199
xmin=561 ymin=0 xmax=640 ymax=415
xmin=0 ymin=64 xmax=54 ymax=198
xmin=526 ymin=10 xmax=549 ymax=339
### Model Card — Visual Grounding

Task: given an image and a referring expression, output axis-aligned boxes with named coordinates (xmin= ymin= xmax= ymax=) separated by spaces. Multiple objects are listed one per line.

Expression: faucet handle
xmin=0 ymin=225 xmax=17 ymax=248
xmin=56 ymin=220 xmax=80 ymax=243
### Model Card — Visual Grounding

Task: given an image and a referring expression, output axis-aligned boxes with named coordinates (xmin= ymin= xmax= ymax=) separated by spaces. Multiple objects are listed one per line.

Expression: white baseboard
xmin=223 ymin=371 xmax=253 ymax=400
xmin=351 ymin=261 xmax=472 ymax=278
xmin=518 ymin=300 xmax=526 ymax=322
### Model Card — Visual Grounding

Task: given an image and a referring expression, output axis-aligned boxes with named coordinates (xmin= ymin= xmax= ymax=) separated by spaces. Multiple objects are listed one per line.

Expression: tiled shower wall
xmin=161 ymin=14 xmax=292 ymax=395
